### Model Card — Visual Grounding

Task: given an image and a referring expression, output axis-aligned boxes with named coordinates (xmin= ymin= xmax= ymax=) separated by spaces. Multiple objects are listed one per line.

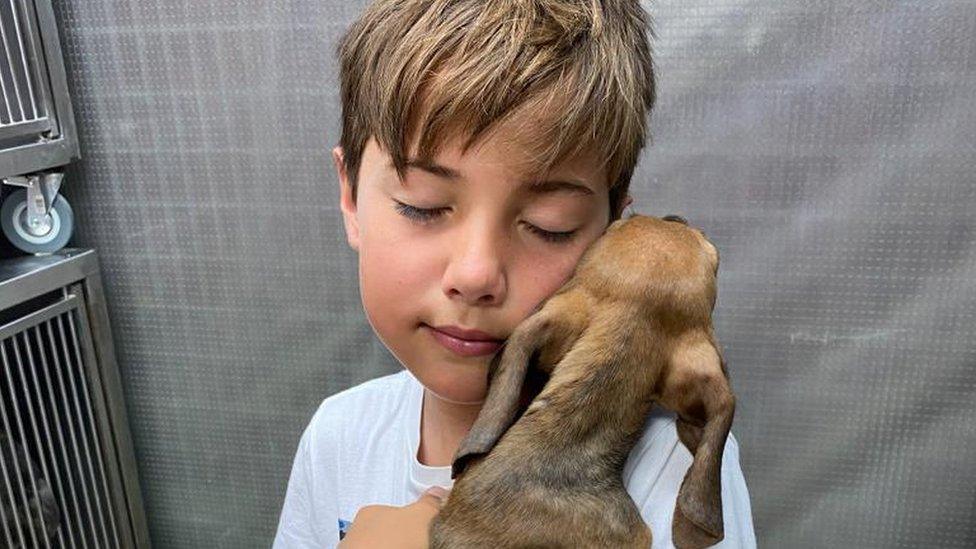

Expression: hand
xmin=338 ymin=486 xmax=450 ymax=548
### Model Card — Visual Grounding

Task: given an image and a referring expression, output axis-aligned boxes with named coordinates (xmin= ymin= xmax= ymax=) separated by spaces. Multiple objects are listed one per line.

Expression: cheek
xmin=358 ymin=229 xmax=435 ymax=328
xmin=358 ymin=195 xmax=435 ymax=294
xmin=511 ymin=242 xmax=592 ymax=316
xmin=517 ymin=207 xmax=609 ymax=305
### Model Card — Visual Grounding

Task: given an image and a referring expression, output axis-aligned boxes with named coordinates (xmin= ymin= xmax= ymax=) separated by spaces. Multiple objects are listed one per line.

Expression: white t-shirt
xmin=273 ymin=370 xmax=757 ymax=548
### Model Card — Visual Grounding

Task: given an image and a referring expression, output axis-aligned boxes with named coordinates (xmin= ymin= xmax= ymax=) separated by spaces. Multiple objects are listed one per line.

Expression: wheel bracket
xmin=3 ymin=172 xmax=64 ymax=237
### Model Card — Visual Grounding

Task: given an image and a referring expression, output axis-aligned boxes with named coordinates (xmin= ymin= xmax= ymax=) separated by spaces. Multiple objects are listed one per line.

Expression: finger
xmin=418 ymin=486 xmax=450 ymax=509
xmin=352 ymin=504 xmax=389 ymax=520
xmin=425 ymin=486 xmax=449 ymax=500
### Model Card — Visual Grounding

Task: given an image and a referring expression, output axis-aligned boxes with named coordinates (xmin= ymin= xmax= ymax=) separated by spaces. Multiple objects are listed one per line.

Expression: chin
xmin=418 ymin=364 xmax=489 ymax=405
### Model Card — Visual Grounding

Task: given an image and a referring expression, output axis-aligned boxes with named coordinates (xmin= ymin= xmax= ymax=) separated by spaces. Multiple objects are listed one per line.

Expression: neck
xmin=418 ymin=388 xmax=482 ymax=467
xmin=529 ymin=369 xmax=654 ymax=459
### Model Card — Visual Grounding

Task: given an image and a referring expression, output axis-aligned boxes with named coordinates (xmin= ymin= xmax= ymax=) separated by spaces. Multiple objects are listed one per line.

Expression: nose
xmin=441 ymin=221 xmax=508 ymax=306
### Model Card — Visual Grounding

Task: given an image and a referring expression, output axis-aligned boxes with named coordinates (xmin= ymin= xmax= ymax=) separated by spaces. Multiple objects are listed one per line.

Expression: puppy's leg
xmin=452 ymin=294 xmax=588 ymax=478
xmin=676 ymin=416 xmax=704 ymax=455
xmin=531 ymin=291 xmax=592 ymax=374
xmin=659 ymin=343 xmax=735 ymax=549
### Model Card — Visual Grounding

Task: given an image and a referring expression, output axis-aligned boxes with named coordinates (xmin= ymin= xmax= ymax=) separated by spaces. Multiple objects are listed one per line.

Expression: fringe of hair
xmin=337 ymin=0 xmax=655 ymax=215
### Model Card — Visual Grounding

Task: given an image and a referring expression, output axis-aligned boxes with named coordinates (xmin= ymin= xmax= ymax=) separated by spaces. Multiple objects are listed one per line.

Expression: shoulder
xmin=303 ymin=370 xmax=415 ymax=447
xmin=315 ymin=370 xmax=414 ymax=418
xmin=623 ymin=408 xmax=755 ymax=548
xmin=622 ymin=407 xmax=681 ymax=490
xmin=275 ymin=371 xmax=418 ymax=548
xmin=624 ymin=407 xmax=743 ymax=486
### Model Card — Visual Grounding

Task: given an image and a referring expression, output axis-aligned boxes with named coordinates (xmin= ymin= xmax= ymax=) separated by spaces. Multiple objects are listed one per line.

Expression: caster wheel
xmin=1 ymin=189 xmax=74 ymax=255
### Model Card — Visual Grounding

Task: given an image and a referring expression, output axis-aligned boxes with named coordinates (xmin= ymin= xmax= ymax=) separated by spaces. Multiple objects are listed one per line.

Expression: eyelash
xmin=393 ymin=200 xmax=577 ymax=243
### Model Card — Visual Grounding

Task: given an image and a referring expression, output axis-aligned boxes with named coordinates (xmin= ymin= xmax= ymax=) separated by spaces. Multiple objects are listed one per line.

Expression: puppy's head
xmin=451 ymin=214 xmax=722 ymax=480
xmin=576 ymin=214 xmax=719 ymax=320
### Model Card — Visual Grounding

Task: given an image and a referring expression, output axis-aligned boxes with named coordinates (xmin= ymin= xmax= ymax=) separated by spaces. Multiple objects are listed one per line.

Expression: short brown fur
xmin=429 ymin=214 xmax=735 ymax=548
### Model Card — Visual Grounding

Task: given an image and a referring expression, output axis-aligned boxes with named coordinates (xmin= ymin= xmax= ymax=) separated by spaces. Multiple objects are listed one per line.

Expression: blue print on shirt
xmin=338 ymin=518 xmax=352 ymax=540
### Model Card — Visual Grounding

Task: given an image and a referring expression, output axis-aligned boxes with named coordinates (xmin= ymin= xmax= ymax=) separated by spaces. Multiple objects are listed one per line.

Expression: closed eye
xmin=392 ymin=200 xmax=577 ymax=244
xmin=522 ymin=223 xmax=576 ymax=243
xmin=393 ymin=200 xmax=449 ymax=222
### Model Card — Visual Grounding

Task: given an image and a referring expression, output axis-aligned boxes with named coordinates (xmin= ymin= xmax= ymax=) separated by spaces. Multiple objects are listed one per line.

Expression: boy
xmin=274 ymin=0 xmax=756 ymax=547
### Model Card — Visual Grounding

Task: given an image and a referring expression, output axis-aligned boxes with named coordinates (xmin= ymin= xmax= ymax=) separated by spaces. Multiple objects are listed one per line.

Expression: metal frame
xmin=0 ymin=248 xmax=149 ymax=548
xmin=0 ymin=0 xmax=80 ymax=179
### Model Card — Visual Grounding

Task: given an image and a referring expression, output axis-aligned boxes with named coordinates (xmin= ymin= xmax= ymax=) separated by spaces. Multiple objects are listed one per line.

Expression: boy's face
xmin=334 ymin=129 xmax=623 ymax=405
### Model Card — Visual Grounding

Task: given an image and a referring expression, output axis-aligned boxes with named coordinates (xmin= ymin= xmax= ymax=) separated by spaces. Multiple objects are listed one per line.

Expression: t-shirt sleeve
xmin=273 ymin=411 xmax=342 ymax=548
xmin=273 ymin=425 xmax=318 ymax=548
xmin=626 ymin=422 xmax=757 ymax=549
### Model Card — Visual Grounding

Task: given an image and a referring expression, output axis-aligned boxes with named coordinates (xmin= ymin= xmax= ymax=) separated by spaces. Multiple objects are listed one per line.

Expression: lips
xmin=430 ymin=325 xmax=501 ymax=341
xmin=425 ymin=324 xmax=504 ymax=357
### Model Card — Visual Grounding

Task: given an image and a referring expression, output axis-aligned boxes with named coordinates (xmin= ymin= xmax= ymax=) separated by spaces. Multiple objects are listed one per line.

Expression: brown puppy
xmin=429 ymin=214 xmax=734 ymax=549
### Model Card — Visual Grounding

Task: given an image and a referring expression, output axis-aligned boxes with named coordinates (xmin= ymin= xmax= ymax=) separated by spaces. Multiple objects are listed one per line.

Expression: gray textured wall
xmin=52 ymin=0 xmax=976 ymax=547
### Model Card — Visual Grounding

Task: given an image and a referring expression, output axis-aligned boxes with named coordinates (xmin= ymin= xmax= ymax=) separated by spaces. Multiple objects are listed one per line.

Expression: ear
xmin=451 ymin=314 xmax=554 ymax=479
xmin=333 ymin=146 xmax=360 ymax=251
xmin=612 ymin=193 xmax=634 ymax=220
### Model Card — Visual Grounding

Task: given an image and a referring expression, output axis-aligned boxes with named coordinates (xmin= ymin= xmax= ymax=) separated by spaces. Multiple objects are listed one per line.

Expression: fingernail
xmin=425 ymin=486 xmax=449 ymax=500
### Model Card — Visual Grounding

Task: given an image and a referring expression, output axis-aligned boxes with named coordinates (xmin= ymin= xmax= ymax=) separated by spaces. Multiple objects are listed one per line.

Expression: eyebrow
xmin=399 ymin=158 xmax=595 ymax=196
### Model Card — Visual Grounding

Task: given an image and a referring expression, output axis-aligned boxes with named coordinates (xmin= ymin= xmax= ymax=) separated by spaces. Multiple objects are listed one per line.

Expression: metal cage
xmin=0 ymin=249 xmax=149 ymax=548
xmin=0 ymin=0 xmax=78 ymax=178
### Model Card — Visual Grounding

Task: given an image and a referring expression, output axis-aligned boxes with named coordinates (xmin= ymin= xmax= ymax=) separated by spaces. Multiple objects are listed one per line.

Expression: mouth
xmin=423 ymin=324 xmax=504 ymax=357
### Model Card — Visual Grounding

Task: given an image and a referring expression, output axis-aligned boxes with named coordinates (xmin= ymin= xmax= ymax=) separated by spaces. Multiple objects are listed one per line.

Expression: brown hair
xmin=336 ymin=0 xmax=655 ymax=221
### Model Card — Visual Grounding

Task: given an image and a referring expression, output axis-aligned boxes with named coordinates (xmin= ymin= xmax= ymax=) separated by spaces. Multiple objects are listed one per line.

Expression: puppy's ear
xmin=670 ymin=341 xmax=734 ymax=549
xmin=451 ymin=314 xmax=554 ymax=479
